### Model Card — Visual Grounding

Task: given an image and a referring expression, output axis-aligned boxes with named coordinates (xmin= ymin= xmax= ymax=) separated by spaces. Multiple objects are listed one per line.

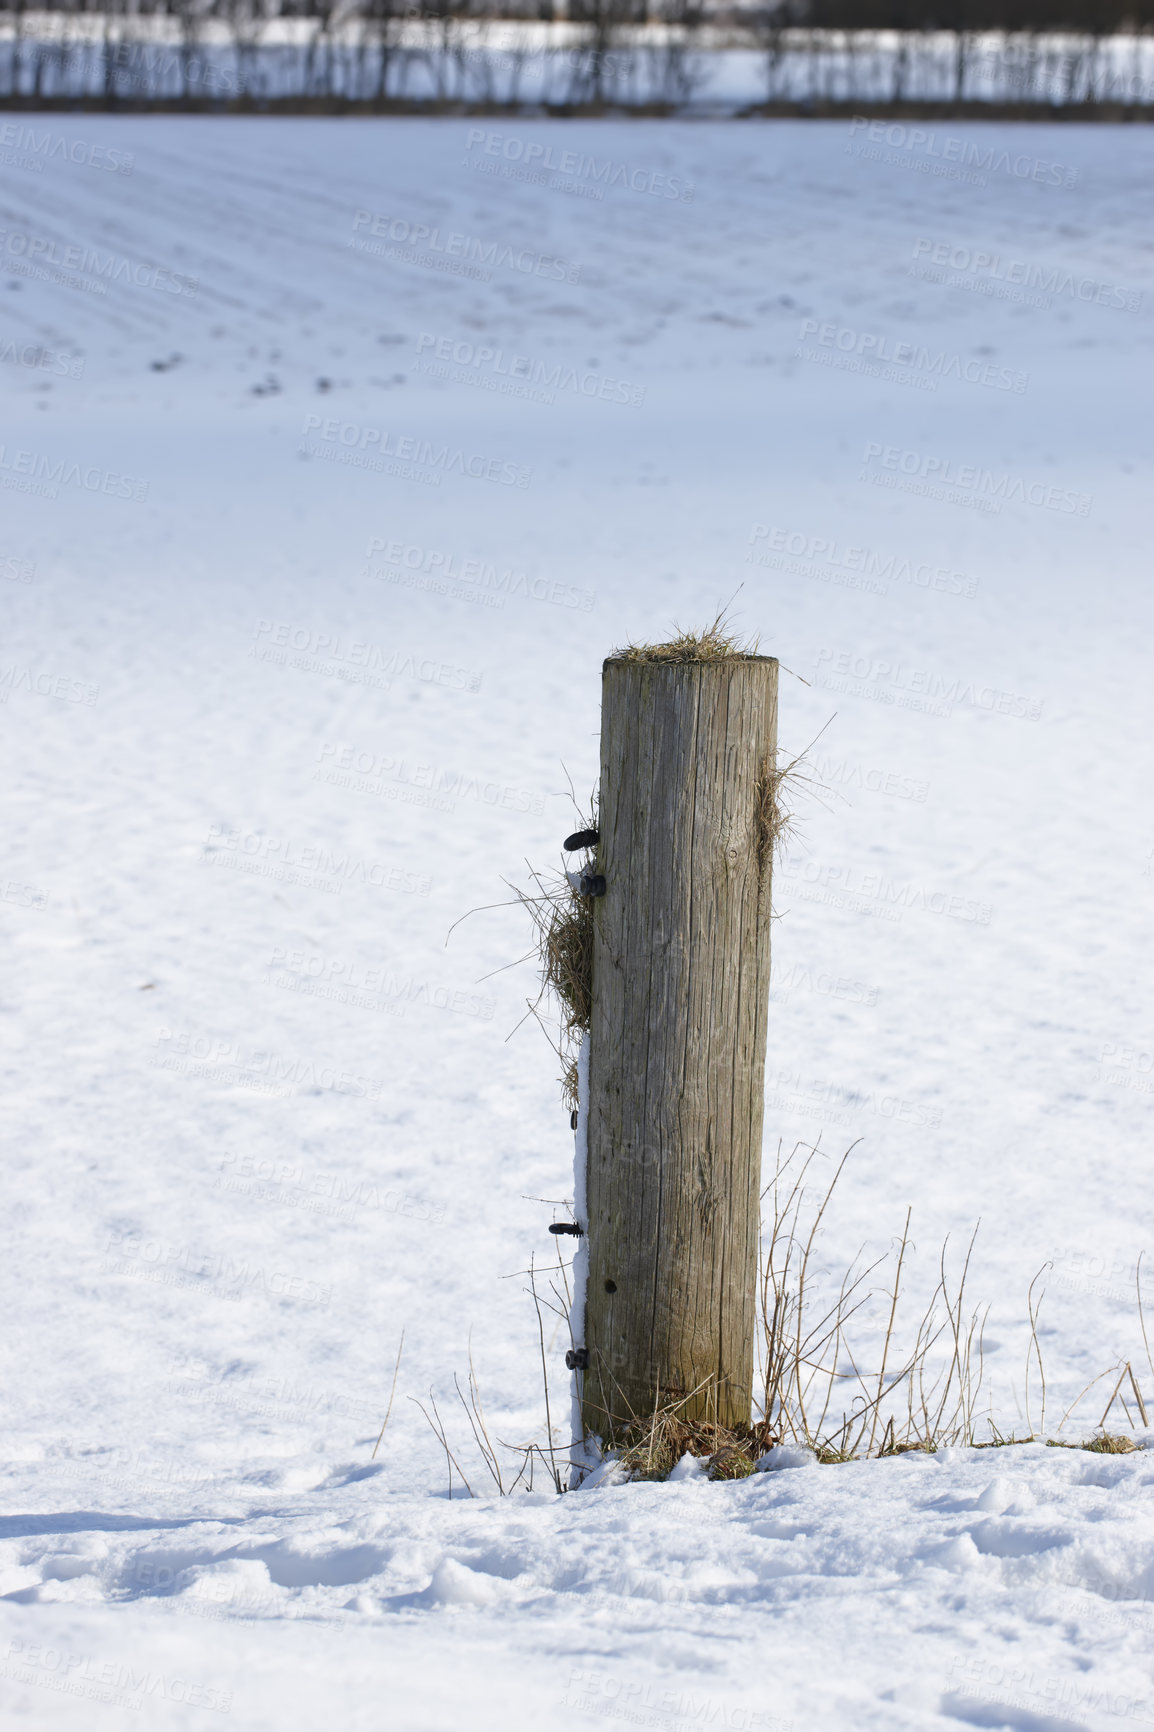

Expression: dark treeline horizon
xmin=4 ymin=0 xmax=1153 ymax=28
xmin=2 ymin=0 xmax=1152 ymax=111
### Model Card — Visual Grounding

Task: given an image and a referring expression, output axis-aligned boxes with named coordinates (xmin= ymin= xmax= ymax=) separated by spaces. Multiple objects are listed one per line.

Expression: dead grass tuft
xmin=560 ymin=1054 xmax=581 ymax=1115
xmin=974 ymin=1424 xmax=1035 ymax=1449
xmin=540 ymin=888 xmax=594 ymax=1035
xmin=615 ymin=1402 xmax=777 ymax=1482
xmin=611 ymin=607 xmax=761 ymax=666
xmin=755 ymin=751 xmax=810 ymax=886
xmin=707 ymin=1445 xmax=758 ymax=1481
xmin=505 ymin=795 xmax=598 ymax=1111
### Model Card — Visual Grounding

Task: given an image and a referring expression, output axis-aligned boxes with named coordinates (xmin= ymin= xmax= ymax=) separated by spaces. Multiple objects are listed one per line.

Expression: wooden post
xmin=581 ymin=653 xmax=779 ymax=1443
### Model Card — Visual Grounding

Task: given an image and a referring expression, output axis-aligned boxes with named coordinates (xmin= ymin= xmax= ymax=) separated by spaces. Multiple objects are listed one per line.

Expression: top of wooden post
xmin=604 ymin=624 xmax=778 ymax=672
xmin=604 ymin=652 xmax=779 ymax=669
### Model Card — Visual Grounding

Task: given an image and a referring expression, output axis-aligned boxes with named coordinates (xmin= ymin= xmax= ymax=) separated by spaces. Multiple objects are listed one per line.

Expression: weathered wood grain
xmin=581 ymin=656 xmax=779 ymax=1440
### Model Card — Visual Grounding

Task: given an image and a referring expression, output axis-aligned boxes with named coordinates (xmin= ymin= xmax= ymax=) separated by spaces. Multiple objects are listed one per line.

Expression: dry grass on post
xmin=610 ymin=608 xmax=820 ymax=880
xmin=501 ymin=626 xmax=815 ymax=1119
xmin=613 ymin=610 xmax=762 ymax=665
xmin=515 ymin=752 xmax=808 ymax=1114
xmin=444 ymin=791 xmax=597 ymax=1111
xmin=516 ymin=864 xmax=595 ymax=1112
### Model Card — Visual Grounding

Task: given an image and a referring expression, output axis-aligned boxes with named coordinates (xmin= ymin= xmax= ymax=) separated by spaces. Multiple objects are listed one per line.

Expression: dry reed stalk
xmin=1138 ymin=1252 xmax=1154 ymax=1385
xmin=1006 ymin=1265 xmax=1154 ymax=1449
xmin=528 ymin=1253 xmax=566 ymax=1493
xmin=409 ymin=1390 xmax=476 ymax=1499
xmin=371 ymin=1330 xmax=406 ymax=1459
xmin=1025 ymin=1267 xmax=1050 ymax=1440
xmin=757 ymin=1142 xmax=987 ymax=1461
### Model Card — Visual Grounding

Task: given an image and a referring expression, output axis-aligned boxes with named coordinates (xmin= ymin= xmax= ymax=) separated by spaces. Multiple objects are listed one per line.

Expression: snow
xmin=2 ymin=115 xmax=1154 ymax=1728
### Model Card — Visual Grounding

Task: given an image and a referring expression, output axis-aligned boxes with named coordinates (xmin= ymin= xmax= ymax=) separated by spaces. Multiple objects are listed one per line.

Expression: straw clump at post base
xmin=615 ymin=1408 xmax=779 ymax=1482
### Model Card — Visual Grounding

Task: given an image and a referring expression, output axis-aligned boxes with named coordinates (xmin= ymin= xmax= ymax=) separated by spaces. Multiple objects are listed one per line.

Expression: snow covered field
xmin=2 ymin=117 xmax=1154 ymax=1729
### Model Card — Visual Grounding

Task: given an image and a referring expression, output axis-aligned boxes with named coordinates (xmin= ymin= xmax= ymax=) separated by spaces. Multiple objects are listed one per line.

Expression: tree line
xmin=1 ymin=0 xmax=1151 ymax=109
